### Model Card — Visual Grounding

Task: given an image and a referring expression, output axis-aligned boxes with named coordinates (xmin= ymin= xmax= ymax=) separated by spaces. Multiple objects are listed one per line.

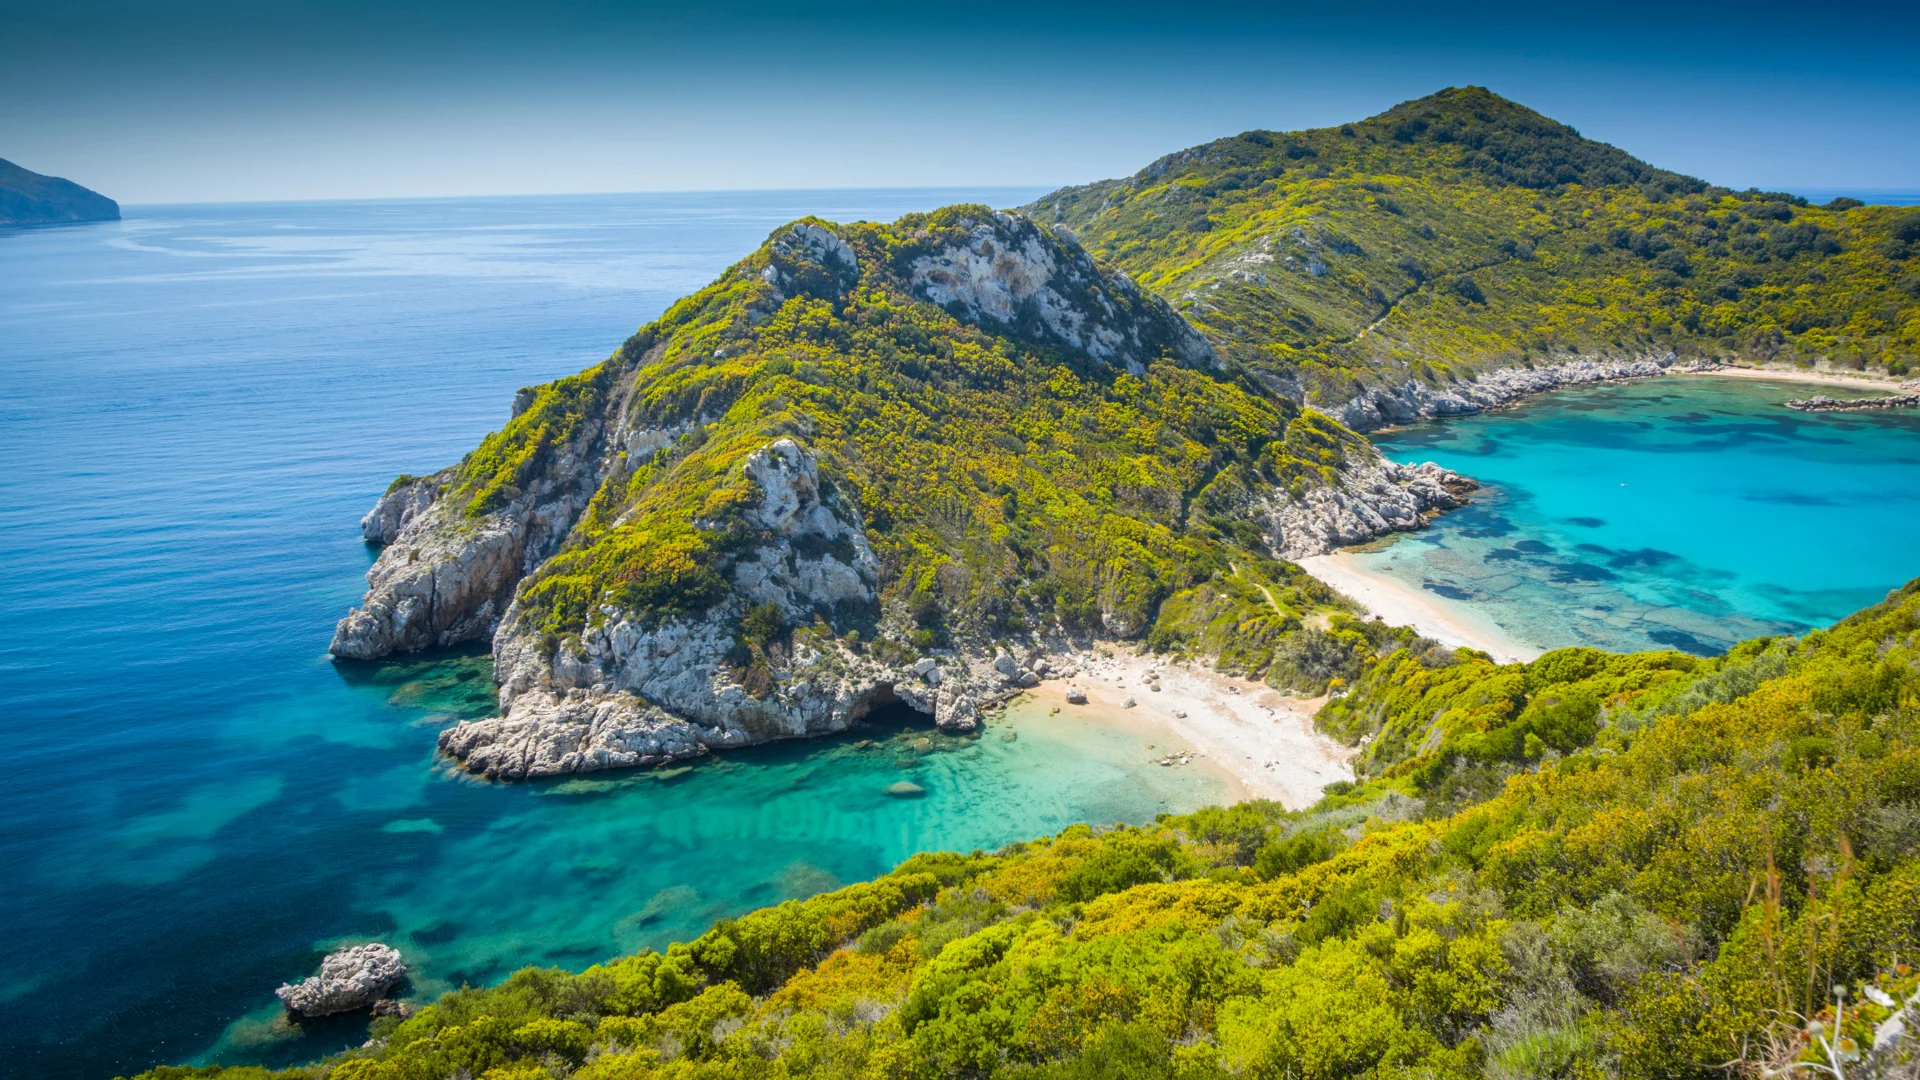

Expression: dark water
xmin=0 ymin=192 xmax=1235 ymax=1079
xmin=1365 ymin=376 xmax=1920 ymax=655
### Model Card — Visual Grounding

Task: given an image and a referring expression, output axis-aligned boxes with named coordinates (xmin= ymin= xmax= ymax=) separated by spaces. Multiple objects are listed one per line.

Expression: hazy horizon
xmin=5 ymin=0 xmax=1917 ymax=205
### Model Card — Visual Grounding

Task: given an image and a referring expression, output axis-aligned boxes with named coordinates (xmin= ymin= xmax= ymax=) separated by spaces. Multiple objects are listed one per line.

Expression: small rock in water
xmin=1001 ymin=730 xmax=1018 ymax=742
xmin=276 ymin=943 xmax=406 ymax=1018
xmin=884 ymin=781 xmax=927 ymax=798
xmin=914 ymin=737 xmax=933 ymax=753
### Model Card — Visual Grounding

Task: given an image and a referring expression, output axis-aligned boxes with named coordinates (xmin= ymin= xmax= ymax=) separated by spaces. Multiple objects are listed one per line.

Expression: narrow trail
xmin=1230 ymin=561 xmax=1287 ymax=617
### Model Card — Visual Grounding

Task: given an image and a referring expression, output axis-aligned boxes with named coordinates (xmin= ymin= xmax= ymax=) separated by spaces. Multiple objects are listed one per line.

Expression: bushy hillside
xmin=134 ymin=578 xmax=1920 ymax=1079
xmin=1031 ymin=87 xmax=1920 ymax=406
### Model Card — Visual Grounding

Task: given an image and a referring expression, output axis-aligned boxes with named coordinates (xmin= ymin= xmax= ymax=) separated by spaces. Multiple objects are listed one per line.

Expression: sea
xmin=0 ymin=191 xmax=1235 ymax=1080
xmin=4 ymin=192 xmax=1919 ymax=1080
xmin=1363 ymin=376 xmax=1920 ymax=655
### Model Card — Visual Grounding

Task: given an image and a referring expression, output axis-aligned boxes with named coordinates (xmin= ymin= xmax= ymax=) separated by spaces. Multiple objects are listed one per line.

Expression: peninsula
xmin=0 ymin=157 xmax=119 ymax=227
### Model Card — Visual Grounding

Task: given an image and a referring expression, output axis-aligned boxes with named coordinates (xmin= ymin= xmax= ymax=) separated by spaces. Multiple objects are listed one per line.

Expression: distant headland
xmin=0 ymin=157 xmax=119 ymax=227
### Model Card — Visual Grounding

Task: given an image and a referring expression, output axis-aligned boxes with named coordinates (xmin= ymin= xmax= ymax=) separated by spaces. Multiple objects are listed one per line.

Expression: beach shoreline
xmin=1014 ymin=652 xmax=1353 ymax=809
xmin=1296 ymin=551 xmax=1543 ymax=665
xmin=1693 ymin=366 xmax=1912 ymax=393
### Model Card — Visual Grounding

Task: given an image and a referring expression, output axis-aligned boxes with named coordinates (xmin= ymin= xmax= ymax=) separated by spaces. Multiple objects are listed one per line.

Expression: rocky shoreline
xmin=1330 ymin=353 xmax=1679 ymax=432
xmin=334 ymin=428 xmax=1475 ymax=780
xmin=1786 ymin=393 xmax=1920 ymax=413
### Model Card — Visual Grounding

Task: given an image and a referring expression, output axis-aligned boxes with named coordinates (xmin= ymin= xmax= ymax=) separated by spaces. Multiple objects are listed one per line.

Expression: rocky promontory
xmin=0 ymin=158 xmax=119 ymax=227
xmin=331 ymin=207 xmax=1484 ymax=779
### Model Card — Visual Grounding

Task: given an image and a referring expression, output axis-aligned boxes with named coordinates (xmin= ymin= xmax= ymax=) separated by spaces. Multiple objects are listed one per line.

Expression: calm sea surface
xmin=0 ymin=192 xmax=1237 ymax=1080
xmin=1365 ymin=377 xmax=1920 ymax=655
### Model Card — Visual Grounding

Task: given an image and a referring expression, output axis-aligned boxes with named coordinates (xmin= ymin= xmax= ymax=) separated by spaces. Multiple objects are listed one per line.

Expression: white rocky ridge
xmin=1260 ymin=455 xmax=1476 ymax=560
xmin=275 ymin=943 xmax=405 ymax=1017
xmin=908 ymin=212 xmax=1216 ymax=375
xmin=1331 ymin=354 xmax=1675 ymax=431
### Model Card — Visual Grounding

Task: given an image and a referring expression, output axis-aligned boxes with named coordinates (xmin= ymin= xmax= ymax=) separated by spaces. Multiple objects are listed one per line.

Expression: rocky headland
xmin=331 ymin=209 xmax=1480 ymax=779
xmin=0 ymin=157 xmax=119 ymax=227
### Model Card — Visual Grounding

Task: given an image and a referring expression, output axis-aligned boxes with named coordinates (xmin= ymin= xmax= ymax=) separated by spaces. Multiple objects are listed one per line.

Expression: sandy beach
xmin=1296 ymin=551 xmax=1542 ymax=664
xmin=1018 ymin=652 xmax=1353 ymax=809
xmin=1693 ymin=365 xmax=1914 ymax=393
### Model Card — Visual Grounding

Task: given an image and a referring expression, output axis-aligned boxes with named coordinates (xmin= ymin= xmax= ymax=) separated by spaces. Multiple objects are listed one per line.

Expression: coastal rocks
xmin=1259 ymin=453 xmax=1476 ymax=559
xmin=1332 ymin=354 xmax=1674 ymax=432
xmin=908 ymin=212 xmax=1216 ymax=374
xmin=1786 ymin=393 xmax=1920 ymax=413
xmin=359 ymin=473 xmax=443 ymax=544
xmin=276 ymin=943 xmax=405 ymax=1017
xmin=330 ymin=382 xmax=678 ymax=660
xmin=435 ymin=438 xmax=994 ymax=779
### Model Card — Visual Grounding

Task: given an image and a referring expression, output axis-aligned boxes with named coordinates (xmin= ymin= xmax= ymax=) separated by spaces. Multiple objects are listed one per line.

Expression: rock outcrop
xmin=276 ymin=944 xmax=405 ymax=1017
xmin=1261 ymin=454 xmax=1476 ymax=559
xmin=436 ymin=439 xmax=1004 ymax=779
xmin=908 ymin=213 xmax=1216 ymax=374
xmin=1786 ymin=393 xmax=1920 ymax=413
xmin=329 ymin=383 xmax=685 ymax=660
xmin=1332 ymin=354 xmax=1673 ymax=432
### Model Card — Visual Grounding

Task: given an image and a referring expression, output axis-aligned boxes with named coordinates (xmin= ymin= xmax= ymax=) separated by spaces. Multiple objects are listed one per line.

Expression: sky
xmin=2 ymin=0 xmax=1917 ymax=205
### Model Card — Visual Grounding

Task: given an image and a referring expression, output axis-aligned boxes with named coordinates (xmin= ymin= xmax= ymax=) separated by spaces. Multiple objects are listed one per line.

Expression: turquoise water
xmin=0 ymin=191 xmax=1237 ymax=1080
xmin=1363 ymin=377 xmax=1920 ymax=655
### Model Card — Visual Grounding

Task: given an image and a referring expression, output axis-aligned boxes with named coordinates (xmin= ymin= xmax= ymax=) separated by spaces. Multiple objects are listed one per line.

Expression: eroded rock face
xmin=1260 ymin=453 xmax=1476 ymax=559
xmin=909 ymin=213 xmax=1216 ymax=375
xmin=1333 ymin=355 xmax=1673 ymax=432
xmin=329 ymin=386 xmax=687 ymax=660
xmin=276 ymin=943 xmax=405 ymax=1017
xmin=436 ymin=438 xmax=994 ymax=779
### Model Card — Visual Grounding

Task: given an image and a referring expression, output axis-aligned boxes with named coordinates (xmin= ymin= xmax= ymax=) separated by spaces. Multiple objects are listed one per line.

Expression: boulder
xmin=1066 ymin=688 xmax=1088 ymax=704
xmin=276 ymin=943 xmax=405 ymax=1017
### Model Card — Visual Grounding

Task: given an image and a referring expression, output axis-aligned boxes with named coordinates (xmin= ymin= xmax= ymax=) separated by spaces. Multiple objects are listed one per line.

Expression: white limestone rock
xmin=276 ymin=944 xmax=405 ymax=1017
xmin=1332 ymin=354 xmax=1674 ymax=432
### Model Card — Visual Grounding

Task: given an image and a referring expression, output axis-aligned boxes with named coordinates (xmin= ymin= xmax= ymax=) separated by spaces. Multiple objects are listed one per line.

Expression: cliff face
xmin=331 ymin=206 xmax=1467 ymax=778
xmin=0 ymin=158 xmax=119 ymax=227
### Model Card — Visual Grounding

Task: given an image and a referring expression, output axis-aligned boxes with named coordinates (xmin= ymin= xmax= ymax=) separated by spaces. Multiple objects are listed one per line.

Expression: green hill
xmin=129 ymin=578 xmax=1920 ymax=1078
xmin=0 ymin=157 xmax=119 ymax=227
xmin=1029 ymin=87 xmax=1920 ymax=411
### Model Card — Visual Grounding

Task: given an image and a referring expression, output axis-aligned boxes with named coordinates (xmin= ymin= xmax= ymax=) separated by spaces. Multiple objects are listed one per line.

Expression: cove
xmin=0 ymin=191 xmax=1237 ymax=1080
xmin=1359 ymin=376 xmax=1920 ymax=656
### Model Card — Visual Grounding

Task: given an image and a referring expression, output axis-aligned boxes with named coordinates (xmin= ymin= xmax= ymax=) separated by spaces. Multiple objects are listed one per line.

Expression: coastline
xmin=1296 ymin=551 xmax=1543 ymax=665
xmin=1693 ymin=365 xmax=1913 ymax=393
xmin=1016 ymin=653 xmax=1352 ymax=809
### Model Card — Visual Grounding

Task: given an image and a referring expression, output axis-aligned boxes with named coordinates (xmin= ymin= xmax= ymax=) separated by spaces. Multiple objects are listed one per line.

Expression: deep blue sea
xmin=0 ymin=191 xmax=1247 ymax=1080
xmin=1364 ymin=377 xmax=1920 ymax=655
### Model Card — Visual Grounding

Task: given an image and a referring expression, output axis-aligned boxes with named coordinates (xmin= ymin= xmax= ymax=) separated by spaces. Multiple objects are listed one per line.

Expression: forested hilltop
xmin=134 ymin=578 xmax=1920 ymax=1078
xmin=1030 ymin=87 xmax=1920 ymax=409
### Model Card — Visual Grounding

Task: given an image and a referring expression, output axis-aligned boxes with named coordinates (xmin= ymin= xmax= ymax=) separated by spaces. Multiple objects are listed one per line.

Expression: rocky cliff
xmin=332 ymin=206 xmax=1474 ymax=778
xmin=0 ymin=158 xmax=118 ymax=227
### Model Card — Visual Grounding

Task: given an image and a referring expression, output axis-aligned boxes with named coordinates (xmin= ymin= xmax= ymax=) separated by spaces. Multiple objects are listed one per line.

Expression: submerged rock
xmin=884 ymin=780 xmax=926 ymax=797
xmin=276 ymin=943 xmax=405 ymax=1017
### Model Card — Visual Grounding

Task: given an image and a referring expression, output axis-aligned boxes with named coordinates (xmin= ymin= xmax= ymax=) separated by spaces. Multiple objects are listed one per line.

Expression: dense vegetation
xmin=432 ymin=206 xmax=1381 ymax=664
xmin=131 ymin=577 xmax=1920 ymax=1079
xmin=1031 ymin=86 xmax=1920 ymax=405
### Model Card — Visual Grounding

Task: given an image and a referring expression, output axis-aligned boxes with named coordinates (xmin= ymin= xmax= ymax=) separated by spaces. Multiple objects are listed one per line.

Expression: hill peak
xmin=0 ymin=158 xmax=119 ymax=227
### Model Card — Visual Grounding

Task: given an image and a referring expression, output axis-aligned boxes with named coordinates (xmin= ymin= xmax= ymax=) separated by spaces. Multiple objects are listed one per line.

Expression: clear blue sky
xmin=3 ymin=0 xmax=1916 ymax=204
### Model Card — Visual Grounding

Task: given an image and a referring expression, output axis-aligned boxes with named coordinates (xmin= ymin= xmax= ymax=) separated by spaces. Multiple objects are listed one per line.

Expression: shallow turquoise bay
xmin=1363 ymin=377 xmax=1920 ymax=655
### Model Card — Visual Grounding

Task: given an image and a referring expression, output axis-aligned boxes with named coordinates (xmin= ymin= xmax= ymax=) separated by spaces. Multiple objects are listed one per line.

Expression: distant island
xmin=0 ymin=157 xmax=119 ymax=227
